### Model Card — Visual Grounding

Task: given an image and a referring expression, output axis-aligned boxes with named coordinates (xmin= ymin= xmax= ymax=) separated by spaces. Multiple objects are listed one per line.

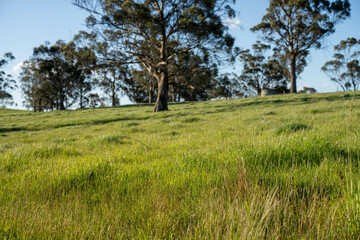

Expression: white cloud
xmin=321 ymin=83 xmax=331 ymax=89
xmin=12 ymin=62 xmax=24 ymax=73
xmin=224 ymin=17 xmax=244 ymax=29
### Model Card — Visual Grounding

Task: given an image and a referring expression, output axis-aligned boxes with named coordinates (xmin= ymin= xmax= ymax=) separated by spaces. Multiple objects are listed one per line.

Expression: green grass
xmin=0 ymin=92 xmax=360 ymax=239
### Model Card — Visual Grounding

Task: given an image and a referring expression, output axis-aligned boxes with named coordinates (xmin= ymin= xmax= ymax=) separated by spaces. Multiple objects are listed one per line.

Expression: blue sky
xmin=1 ymin=0 xmax=359 ymax=109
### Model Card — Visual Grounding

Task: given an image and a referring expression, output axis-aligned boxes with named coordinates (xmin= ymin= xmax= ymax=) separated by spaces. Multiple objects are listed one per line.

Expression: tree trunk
xmin=148 ymin=84 xmax=152 ymax=104
xmin=59 ymin=91 xmax=65 ymax=110
xmin=257 ymin=88 xmax=262 ymax=96
xmin=79 ymin=86 xmax=84 ymax=109
xmin=290 ymin=54 xmax=297 ymax=93
xmin=32 ymin=95 xmax=37 ymax=112
xmin=154 ymin=27 xmax=168 ymax=112
xmin=111 ymin=81 xmax=116 ymax=107
xmin=154 ymin=70 xmax=169 ymax=112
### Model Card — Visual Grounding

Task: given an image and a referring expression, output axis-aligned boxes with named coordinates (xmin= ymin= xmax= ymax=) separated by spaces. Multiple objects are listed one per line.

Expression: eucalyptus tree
xmin=0 ymin=52 xmax=17 ymax=107
xmin=73 ymin=0 xmax=236 ymax=111
xmin=168 ymin=50 xmax=216 ymax=102
xmin=122 ymin=68 xmax=156 ymax=104
xmin=62 ymin=41 xmax=97 ymax=108
xmin=21 ymin=40 xmax=97 ymax=111
xmin=94 ymin=42 xmax=128 ymax=107
xmin=322 ymin=38 xmax=360 ymax=91
xmin=29 ymin=41 xmax=76 ymax=110
xmin=238 ymin=41 xmax=289 ymax=96
xmin=251 ymin=0 xmax=351 ymax=93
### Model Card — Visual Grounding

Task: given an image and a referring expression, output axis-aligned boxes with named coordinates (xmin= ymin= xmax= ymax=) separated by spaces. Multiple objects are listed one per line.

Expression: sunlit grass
xmin=0 ymin=92 xmax=359 ymax=239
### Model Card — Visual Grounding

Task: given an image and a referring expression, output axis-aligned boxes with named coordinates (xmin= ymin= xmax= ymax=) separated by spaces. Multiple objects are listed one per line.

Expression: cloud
xmin=12 ymin=62 xmax=24 ymax=73
xmin=321 ymin=83 xmax=331 ymax=89
xmin=223 ymin=17 xmax=244 ymax=29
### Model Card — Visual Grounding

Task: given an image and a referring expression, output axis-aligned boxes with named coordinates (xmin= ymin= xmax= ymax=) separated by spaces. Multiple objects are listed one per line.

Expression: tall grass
xmin=0 ymin=92 xmax=359 ymax=239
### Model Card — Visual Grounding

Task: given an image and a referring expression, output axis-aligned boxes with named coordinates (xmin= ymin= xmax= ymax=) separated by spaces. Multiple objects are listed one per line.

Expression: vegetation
xmin=238 ymin=41 xmax=288 ymax=96
xmin=322 ymin=37 xmax=360 ymax=91
xmin=0 ymin=92 xmax=359 ymax=239
xmin=73 ymin=0 xmax=236 ymax=112
xmin=0 ymin=52 xmax=17 ymax=107
xmin=251 ymin=0 xmax=351 ymax=93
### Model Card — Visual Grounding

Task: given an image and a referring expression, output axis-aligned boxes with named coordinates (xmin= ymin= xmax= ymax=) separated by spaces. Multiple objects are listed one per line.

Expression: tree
xmin=0 ymin=52 xmax=17 ymax=107
xmin=238 ymin=41 xmax=288 ymax=96
xmin=93 ymin=42 xmax=128 ymax=107
xmin=20 ymin=41 xmax=97 ymax=111
xmin=251 ymin=0 xmax=351 ymax=93
xmin=169 ymin=50 xmax=217 ymax=102
xmin=122 ymin=68 xmax=156 ymax=104
xmin=73 ymin=0 xmax=236 ymax=111
xmin=210 ymin=73 xmax=245 ymax=99
xmin=62 ymin=41 xmax=97 ymax=108
xmin=20 ymin=58 xmax=54 ymax=112
xmin=88 ymin=93 xmax=106 ymax=108
xmin=322 ymin=38 xmax=360 ymax=91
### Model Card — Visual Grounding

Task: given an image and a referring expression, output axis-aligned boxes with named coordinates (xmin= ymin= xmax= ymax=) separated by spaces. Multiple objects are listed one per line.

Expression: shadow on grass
xmin=0 ymin=116 xmax=151 ymax=133
xmin=0 ymin=127 xmax=27 ymax=133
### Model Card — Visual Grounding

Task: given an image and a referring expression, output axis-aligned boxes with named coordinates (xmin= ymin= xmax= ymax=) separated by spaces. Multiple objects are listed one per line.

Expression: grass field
xmin=0 ymin=92 xmax=360 ymax=239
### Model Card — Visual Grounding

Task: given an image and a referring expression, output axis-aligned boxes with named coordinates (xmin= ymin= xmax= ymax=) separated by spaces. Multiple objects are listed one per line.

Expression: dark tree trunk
xmin=170 ymin=85 xmax=175 ymax=102
xmin=111 ymin=81 xmax=116 ymax=107
xmin=32 ymin=96 xmax=37 ymax=112
xmin=154 ymin=30 xmax=168 ymax=112
xmin=257 ymin=88 xmax=262 ymax=96
xmin=59 ymin=92 xmax=65 ymax=110
xmin=79 ymin=85 xmax=84 ymax=109
xmin=154 ymin=70 xmax=168 ymax=112
xmin=290 ymin=54 xmax=297 ymax=93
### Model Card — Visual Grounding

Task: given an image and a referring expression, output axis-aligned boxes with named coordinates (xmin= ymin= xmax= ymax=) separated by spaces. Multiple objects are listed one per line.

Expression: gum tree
xmin=251 ymin=0 xmax=351 ymax=93
xmin=73 ymin=0 xmax=235 ymax=111
xmin=0 ymin=52 xmax=17 ymax=107
xmin=322 ymin=38 xmax=360 ymax=91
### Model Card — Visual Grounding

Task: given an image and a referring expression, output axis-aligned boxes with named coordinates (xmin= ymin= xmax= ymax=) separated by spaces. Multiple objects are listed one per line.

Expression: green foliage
xmin=0 ymin=92 xmax=360 ymax=238
xmin=238 ymin=41 xmax=288 ymax=96
xmin=20 ymin=40 xmax=97 ymax=111
xmin=0 ymin=52 xmax=17 ymax=107
xmin=73 ymin=0 xmax=236 ymax=111
xmin=322 ymin=38 xmax=360 ymax=92
xmin=251 ymin=0 xmax=351 ymax=93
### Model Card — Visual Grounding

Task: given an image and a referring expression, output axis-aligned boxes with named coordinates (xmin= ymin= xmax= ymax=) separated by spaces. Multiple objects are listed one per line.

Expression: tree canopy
xmin=20 ymin=41 xmax=97 ymax=111
xmin=322 ymin=38 xmax=360 ymax=91
xmin=238 ymin=41 xmax=288 ymax=96
xmin=251 ymin=0 xmax=351 ymax=93
xmin=73 ymin=0 xmax=236 ymax=111
xmin=0 ymin=52 xmax=17 ymax=107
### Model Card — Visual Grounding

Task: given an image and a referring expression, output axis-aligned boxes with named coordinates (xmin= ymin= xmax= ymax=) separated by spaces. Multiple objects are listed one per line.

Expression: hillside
xmin=0 ymin=92 xmax=360 ymax=239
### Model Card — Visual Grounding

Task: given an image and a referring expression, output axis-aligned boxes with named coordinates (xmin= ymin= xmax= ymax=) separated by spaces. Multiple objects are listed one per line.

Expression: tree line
xmin=1 ymin=0 xmax=358 ymax=111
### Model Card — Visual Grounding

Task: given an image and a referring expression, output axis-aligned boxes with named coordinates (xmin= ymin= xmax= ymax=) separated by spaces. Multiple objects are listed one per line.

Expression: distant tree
xmin=20 ymin=41 xmax=97 ymax=111
xmin=322 ymin=38 xmax=360 ymax=91
xmin=31 ymin=41 xmax=75 ymax=110
xmin=239 ymin=41 xmax=288 ymax=96
xmin=73 ymin=0 xmax=236 ymax=112
xmin=74 ymin=32 xmax=130 ymax=107
xmin=95 ymin=42 xmax=128 ymax=107
xmin=251 ymin=0 xmax=351 ymax=93
xmin=88 ymin=93 xmax=105 ymax=108
xmin=169 ymin=50 xmax=217 ymax=102
xmin=122 ymin=68 xmax=156 ymax=104
xmin=0 ymin=52 xmax=17 ymax=107
xmin=210 ymin=74 xmax=245 ymax=99
xmin=62 ymin=41 xmax=97 ymax=108
xmin=20 ymin=58 xmax=54 ymax=112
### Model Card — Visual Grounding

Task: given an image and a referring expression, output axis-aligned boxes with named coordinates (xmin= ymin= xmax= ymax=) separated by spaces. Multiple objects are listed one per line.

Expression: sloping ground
xmin=0 ymin=92 xmax=359 ymax=239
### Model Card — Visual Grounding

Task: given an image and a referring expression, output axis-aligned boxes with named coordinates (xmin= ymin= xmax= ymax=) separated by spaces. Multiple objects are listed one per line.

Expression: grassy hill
xmin=0 ymin=92 xmax=359 ymax=239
